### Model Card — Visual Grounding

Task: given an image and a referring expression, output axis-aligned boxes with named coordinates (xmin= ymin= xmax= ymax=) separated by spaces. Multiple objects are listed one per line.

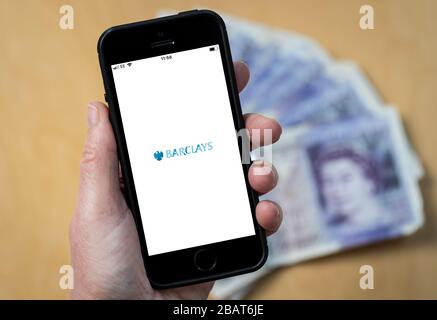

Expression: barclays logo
xmin=154 ymin=142 xmax=213 ymax=161
xmin=153 ymin=151 xmax=164 ymax=161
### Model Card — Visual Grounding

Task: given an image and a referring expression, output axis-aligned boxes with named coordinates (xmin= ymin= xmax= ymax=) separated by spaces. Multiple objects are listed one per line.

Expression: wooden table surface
xmin=1 ymin=0 xmax=436 ymax=299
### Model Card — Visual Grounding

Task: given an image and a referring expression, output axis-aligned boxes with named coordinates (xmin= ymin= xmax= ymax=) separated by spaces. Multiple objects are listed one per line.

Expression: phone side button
xmin=194 ymin=249 xmax=217 ymax=272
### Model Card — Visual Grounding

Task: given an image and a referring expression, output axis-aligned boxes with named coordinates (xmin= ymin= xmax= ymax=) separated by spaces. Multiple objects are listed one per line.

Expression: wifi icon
xmin=127 ymin=63 xmax=132 ymax=67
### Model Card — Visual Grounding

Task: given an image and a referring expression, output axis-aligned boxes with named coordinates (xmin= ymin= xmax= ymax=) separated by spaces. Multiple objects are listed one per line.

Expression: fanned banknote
xmin=157 ymin=11 xmax=424 ymax=299
xmin=212 ymin=14 xmax=424 ymax=299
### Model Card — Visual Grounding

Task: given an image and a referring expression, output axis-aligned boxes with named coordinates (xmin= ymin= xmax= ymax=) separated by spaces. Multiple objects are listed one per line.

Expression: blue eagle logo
xmin=153 ymin=151 xmax=164 ymax=161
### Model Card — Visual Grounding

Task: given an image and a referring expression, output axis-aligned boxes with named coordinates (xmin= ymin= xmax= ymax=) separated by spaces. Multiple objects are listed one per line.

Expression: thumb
xmin=75 ymin=101 xmax=125 ymax=223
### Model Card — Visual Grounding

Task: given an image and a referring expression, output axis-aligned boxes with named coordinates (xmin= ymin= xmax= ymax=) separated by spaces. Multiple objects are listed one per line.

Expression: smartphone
xmin=97 ymin=9 xmax=267 ymax=288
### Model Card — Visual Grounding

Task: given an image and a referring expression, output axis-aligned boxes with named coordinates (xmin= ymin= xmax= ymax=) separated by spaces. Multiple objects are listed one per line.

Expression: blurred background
xmin=1 ymin=0 xmax=436 ymax=299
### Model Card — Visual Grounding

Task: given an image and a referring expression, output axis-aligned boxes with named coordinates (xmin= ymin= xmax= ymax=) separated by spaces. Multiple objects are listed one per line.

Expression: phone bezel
xmin=98 ymin=10 xmax=267 ymax=288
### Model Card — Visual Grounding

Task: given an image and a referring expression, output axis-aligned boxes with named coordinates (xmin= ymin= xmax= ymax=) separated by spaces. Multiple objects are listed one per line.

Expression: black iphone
xmin=97 ymin=9 xmax=267 ymax=288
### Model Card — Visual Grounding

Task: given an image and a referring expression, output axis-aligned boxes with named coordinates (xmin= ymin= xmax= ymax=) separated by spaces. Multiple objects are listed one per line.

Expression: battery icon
xmin=209 ymin=46 xmax=218 ymax=51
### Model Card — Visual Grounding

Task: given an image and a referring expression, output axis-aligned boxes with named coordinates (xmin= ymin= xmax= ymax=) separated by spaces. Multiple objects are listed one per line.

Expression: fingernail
xmin=274 ymin=204 xmax=282 ymax=222
xmin=87 ymin=103 xmax=99 ymax=128
xmin=252 ymin=160 xmax=273 ymax=176
xmin=252 ymin=160 xmax=264 ymax=167
xmin=272 ymin=166 xmax=278 ymax=183
xmin=275 ymin=205 xmax=281 ymax=218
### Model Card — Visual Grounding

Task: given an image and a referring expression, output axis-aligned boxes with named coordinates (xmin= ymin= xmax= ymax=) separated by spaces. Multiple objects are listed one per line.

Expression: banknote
xmin=229 ymin=37 xmax=382 ymax=125
xmin=213 ymin=107 xmax=423 ymax=299
xmin=157 ymin=10 xmax=424 ymax=299
xmin=225 ymin=15 xmax=331 ymax=117
xmin=225 ymin=13 xmax=422 ymax=177
xmin=212 ymin=15 xmax=423 ymax=299
xmin=270 ymin=108 xmax=422 ymax=263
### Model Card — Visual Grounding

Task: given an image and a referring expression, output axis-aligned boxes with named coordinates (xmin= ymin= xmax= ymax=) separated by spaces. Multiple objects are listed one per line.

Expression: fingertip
xmin=234 ymin=60 xmax=250 ymax=92
xmin=88 ymin=101 xmax=109 ymax=116
xmin=262 ymin=116 xmax=282 ymax=144
xmin=80 ymin=100 xmax=117 ymax=179
xmin=248 ymin=161 xmax=278 ymax=194
xmin=272 ymin=118 xmax=282 ymax=142
xmin=244 ymin=113 xmax=283 ymax=147
xmin=88 ymin=100 xmax=107 ymax=108
xmin=256 ymin=200 xmax=283 ymax=236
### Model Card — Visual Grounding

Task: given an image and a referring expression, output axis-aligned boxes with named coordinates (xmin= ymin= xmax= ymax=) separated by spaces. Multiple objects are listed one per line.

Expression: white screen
xmin=112 ymin=45 xmax=255 ymax=256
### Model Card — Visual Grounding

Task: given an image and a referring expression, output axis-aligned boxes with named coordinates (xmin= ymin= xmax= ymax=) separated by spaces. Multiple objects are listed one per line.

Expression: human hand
xmin=70 ymin=61 xmax=283 ymax=299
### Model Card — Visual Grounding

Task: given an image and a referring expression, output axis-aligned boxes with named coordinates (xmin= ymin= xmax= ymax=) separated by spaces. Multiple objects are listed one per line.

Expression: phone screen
xmin=112 ymin=45 xmax=255 ymax=256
